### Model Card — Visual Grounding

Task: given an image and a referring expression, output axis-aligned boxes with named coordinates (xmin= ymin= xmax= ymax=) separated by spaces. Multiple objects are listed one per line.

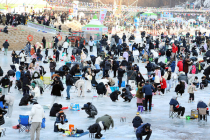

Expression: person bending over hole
xmin=81 ymin=102 xmax=98 ymax=118
xmin=136 ymin=123 xmax=152 ymax=140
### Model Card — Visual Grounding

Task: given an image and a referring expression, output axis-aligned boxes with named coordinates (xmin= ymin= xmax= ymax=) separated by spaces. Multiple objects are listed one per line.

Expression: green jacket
xmin=33 ymin=79 xmax=44 ymax=88
xmin=96 ymin=114 xmax=114 ymax=129
xmin=136 ymin=85 xmax=144 ymax=99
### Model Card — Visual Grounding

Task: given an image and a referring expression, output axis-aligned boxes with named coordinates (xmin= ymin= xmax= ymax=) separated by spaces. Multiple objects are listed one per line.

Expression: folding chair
xmin=169 ymin=105 xmax=179 ymax=119
xmin=43 ymin=77 xmax=51 ymax=90
xmin=198 ymin=108 xmax=207 ymax=122
xmin=19 ymin=115 xmax=31 ymax=133
xmin=92 ymin=84 xmax=97 ymax=92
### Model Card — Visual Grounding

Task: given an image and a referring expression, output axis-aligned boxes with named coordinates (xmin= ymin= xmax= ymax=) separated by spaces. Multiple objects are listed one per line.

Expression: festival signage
xmin=99 ymin=8 xmax=107 ymax=23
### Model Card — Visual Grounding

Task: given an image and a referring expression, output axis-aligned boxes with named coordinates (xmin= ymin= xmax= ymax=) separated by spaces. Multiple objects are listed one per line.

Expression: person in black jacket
xmin=0 ymin=75 xmax=10 ymax=95
xmin=19 ymin=95 xmax=34 ymax=106
xmin=112 ymin=59 xmax=118 ymax=77
xmin=175 ymin=81 xmax=185 ymax=97
xmin=65 ymin=72 xmax=74 ymax=100
xmin=21 ymin=72 xmax=31 ymax=96
xmin=118 ymin=65 xmax=125 ymax=88
xmin=121 ymin=57 xmax=128 ymax=66
xmin=136 ymin=72 xmax=145 ymax=85
xmin=51 ymin=80 xmax=64 ymax=108
xmin=122 ymin=33 xmax=126 ymax=42
xmin=132 ymin=112 xmax=143 ymax=131
xmin=70 ymin=64 xmax=80 ymax=76
xmin=50 ymin=103 xmax=62 ymax=117
xmin=145 ymin=60 xmax=152 ymax=77
xmin=88 ymin=121 xmax=107 ymax=139
xmin=110 ymin=90 xmax=121 ymax=102
xmin=121 ymin=88 xmax=133 ymax=102
xmin=0 ymin=107 xmax=7 ymax=136
xmin=96 ymin=82 xmax=107 ymax=95
xmin=81 ymin=102 xmax=98 ymax=118
xmin=0 ymin=67 xmax=3 ymax=77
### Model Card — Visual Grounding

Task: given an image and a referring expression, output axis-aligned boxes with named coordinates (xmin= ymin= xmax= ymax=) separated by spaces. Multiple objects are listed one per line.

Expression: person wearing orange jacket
xmin=171 ymin=43 xmax=178 ymax=60
xmin=160 ymin=77 xmax=167 ymax=96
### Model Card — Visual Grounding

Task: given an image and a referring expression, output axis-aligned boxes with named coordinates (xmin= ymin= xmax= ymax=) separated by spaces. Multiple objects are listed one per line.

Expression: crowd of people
xmin=0 ymin=9 xmax=210 ymax=140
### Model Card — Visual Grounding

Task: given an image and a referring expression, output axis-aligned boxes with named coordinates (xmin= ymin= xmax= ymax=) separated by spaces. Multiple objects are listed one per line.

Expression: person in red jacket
xmin=177 ymin=56 xmax=183 ymax=72
xmin=160 ymin=77 xmax=167 ymax=96
xmin=171 ymin=43 xmax=178 ymax=60
xmin=71 ymin=55 xmax=75 ymax=62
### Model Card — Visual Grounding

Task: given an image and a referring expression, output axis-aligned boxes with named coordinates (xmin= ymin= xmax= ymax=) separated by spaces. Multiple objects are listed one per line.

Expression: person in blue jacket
xmin=169 ymin=97 xmax=185 ymax=118
xmin=132 ymin=112 xmax=143 ymax=131
xmin=136 ymin=123 xmax=152 ymax=140
xmin=142 ymin=80 xmax=155 ymax=111
xmin=197 ymin=100 xmax=208 ymax=120
xmin=170 ymin=60 xmax=176 ymax=72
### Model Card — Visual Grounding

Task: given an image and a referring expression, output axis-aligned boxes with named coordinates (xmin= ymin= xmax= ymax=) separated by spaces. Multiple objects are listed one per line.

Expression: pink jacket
xmin=191 ymin=65 xmax=196 ymax=74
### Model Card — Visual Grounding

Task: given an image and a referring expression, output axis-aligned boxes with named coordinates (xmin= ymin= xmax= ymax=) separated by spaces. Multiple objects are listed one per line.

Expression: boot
xmin=95 ymin=134 xmax=101 ymax=139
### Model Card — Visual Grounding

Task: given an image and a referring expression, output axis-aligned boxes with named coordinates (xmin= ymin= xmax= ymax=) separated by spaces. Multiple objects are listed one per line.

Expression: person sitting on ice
xmin=54 ymin=110 xmax=68 ymax=132
xmin=81 ymin=102 xmax=98 ymax=118
xmin=169 ymin=97 xmax=185 ymax=118
xmin=197 ymin=100 xmax=209 ymax=120
xmin=3 ymin=26 xmax=8 ymax=34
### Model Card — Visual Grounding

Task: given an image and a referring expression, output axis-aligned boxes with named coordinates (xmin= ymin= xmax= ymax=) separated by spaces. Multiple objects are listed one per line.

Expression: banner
xmin=73 ymin=1 xmax=79 ymax=17
xmin=99 ymin=8 xmax=107 ymax=24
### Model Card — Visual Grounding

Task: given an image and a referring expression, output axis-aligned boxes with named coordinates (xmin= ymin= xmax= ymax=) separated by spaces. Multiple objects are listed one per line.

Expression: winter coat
xmin=63 ymin=41 xmax=69 ymax=49
xmin=178 ymin=73 xmax=188 ymax=84
xmin=136 ymin=74 xmax=145 ymax=84
xmin=96 ymin=115 xmax=114 ymax=129
xmin=29 ymin=104 xmax=45 ymax=122
xmin=172 ymin=43 xmax=178 ymax=53
xmin=175 ymin=84 xmax=185 ymax=94
xmin=30 ymin=86 xmax=40 ymax=98
xmin=96 ymin=82 xmax=107 ymax=95
xmin=188 ymin=85 xmax=195 ymax=93
xmin=95 ymin=57 xmax=102 ymax=65
xmin=160 ymin=78 xmax=167 ymax=89
xmin=123 ymin=52 xmax=129 ymax=61
xmin=19 ymin=52 xmax=26 ymax=62
xmin=169 ymin=98 xmax=180 ymax=110
xmin=121 ymin=89 xmax=133 ymax=100
xmin=110 ymin=90 xmax=119 ymax=101
xmin=145 ymin=62 xmax=152 ymax=72
xmin=88 ymin=122 xmax=104 ymax=135
xmin=66 ymin=74 xmax=74 ymax=86
xmin=50 ymin=103 xmax=62 ymax=117
xmin=191 ymin=65 xmax=196 ymax=74
xmin=121 ymin=60 xmax=128 ymax=66
xmin=170 ymin=61 xmax=176 ymax=72
xmin=183 ymin=60 xmax=192 ymax=73
xmin=127 ymin=70 xmax=137 ymax=81
xmin=19 ymin=94 xmax=32 ymax=106
xmin=7 ymin=70 xmax=15 ymax=77
xmin=84 ymin=103 xmax=98 ymax=116
xmin=33 ymin=79 xmax=44 ymax=88
xmin=197 ymin=101 xmax=207 ymax=109
xmin=0 ymin=67 xmax=3 ymax=76
xmin=132 ymin=116 xmax=143 ymax=128
xmin=51 ymin=84 xmax=64 ymax=96
xmin=3 ymin=41 xmax=9 ymax=49
xmin=0 ymin=75 xmax=10 ymax=88
xmin=21 ymin=73 xmax=31 ymax=90
xmin=99 ymin=52 xmax=105 ymax=60
xmin=110 ymin=38 xmax=116 ymax=47
xmin=142 ymin=83 xmax=155 ymax=96
xmin=203 ymin=66 xmax=210 ymax=76
xmin=4 ymin=95 xmax=14 ymax=106
xmin=49 ymin=61 xmax=56 ymax=72
xmin=0 ymin=108 xmax=7 ymax=125
xmin=118 ymin=68 xmax=125 ymax=77
xmin=105 ymin=61 xmax=111 ymax=71
xmin=112 ymin=60 xmax=119 ymax=71
xmin=70 ymin=64 xmax=78 ymax=76
xmin=177 ymin=60 xmax=183 ymax=72
xmin=136 ymin=123 xmax=151 ymax=135
xmin=136 ymin=85 xmax=144 ymax=99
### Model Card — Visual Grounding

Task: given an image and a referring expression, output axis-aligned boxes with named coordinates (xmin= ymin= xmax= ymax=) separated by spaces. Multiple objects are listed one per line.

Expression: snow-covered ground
xmin=1 ymin=32 xmax=210 ymax=140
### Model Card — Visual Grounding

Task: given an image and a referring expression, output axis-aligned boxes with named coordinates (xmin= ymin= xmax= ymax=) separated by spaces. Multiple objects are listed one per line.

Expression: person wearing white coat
xmin=88 ymin=39 xmax=94 ymax=52
xmin=95 ymin=56 xmax=102 ymax=69
xmin=29 ymin=83 xmax=40 ymax=99
xmin=4 ymin=95 xmax=14 ymax=118
xmin=29 ymin=102 xmax=45 ymax=140
xmin=19 ymin=50 xmax=26 ymax=67
xmin=63 ymin=41 xmax=69 ymax=54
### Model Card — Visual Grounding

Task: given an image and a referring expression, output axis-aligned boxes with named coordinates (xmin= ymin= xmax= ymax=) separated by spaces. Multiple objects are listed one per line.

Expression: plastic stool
xmin=138 ymin=106 xmax=144 ymax=112
xmin=89 ymin=133 xmax=95 ymax=138
xmin=0 ymin=128 xmax=6 ymax=137
xmin=120 ymin=117 xmax=126 ymax=122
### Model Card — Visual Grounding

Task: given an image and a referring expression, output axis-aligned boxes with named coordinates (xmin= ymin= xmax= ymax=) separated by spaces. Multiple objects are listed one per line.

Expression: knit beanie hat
xmin=31 ymin=83 xmax=36 ymax=88
xmin=136 ymin=112 xmax=139 ymax=115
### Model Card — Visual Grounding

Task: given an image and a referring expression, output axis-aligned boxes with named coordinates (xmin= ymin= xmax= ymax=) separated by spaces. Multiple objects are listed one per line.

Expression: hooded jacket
xmin=136 ymin=123 xmax=151 ymax=135
xmin=96 ymin=115 xmax=114 ymax=129
xmin=0 ymin=75 xmax=10 ymax=88
xmin=160 ymin=78 xmax=167 ymax=89
xmin=172 ymin=43 xmax=178 ymax=53
xmin=50 ymin=103 xmax=62 ymax=117
xmin=177 ymin=60 xmax=183 ymax=72
xmin=51 ymin=83 xmax=64 ymax=96
xmin=29 ymin=104 xmax=45 ymax=122
xmin=96 ymin=82 xmax=107 ymax=95
xmin=3 ymin=41 xmax=9 ymax=49
xmin=136 ymin=85 xmax=144 ymax=99
xmin=132 ymin=116 xmax=143 ymax=128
